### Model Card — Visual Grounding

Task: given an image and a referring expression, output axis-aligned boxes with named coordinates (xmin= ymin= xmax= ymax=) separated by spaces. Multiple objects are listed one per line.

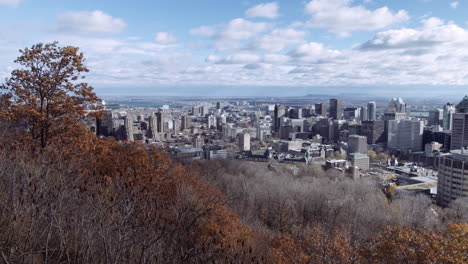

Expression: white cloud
xmin=0 ymin=0 xmax=21 ymax=7
xmin=57 ymin=10 xmax=127 ymax=35
xmin=360 ymin=17 xmax=468 ymax=50
xmin=217 ymin=53 xmax=261 ymax=64
xmin=249 ymin=28 xmax=306 ymax=52
xmin=245 ymin=2 xmax=279 ymax=19
xmin=305 ymin=0 xmax=409 ymax=37
xmin=218 ymin=18 xmax=270 ymax=40
xmin=190 ymin=26 xmax=217 ymax=38
xmin=190 ymin=18 xmax=270 ymax=51
xmin=450 ymin=2 xmax=459 ymax=9
xmin=154 ymin=32 xmax=177 ymax=44
xmin=289 ymin=42 xmax=341 ymax=62
xmin=191 ymin=19 xmax=269 ymax=41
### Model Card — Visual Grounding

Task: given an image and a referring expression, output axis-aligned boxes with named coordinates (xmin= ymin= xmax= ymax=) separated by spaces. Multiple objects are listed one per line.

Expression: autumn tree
xmin=0 ymin=42 xmax=100 ymax=149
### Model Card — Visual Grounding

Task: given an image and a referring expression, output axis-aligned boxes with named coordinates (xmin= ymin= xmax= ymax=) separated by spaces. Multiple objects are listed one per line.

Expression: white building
xmin=239 ymin=132 xmax=251 ymax=152
xmin=387 ymin=119 xmax=424 ymax=151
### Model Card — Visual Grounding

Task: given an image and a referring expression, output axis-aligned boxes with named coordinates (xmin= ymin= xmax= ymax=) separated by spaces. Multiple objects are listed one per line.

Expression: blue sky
xmin=1 ymin=0 xmax=468 ymax=97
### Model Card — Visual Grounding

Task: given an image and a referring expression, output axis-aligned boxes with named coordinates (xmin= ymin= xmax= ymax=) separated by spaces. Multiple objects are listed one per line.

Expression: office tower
xmin=200 ymin=105 xmax=209 ymax=116
xmin=216 ymin=102 xmax=221 ymax=110
xmin=192 ymin=106 xmax=201 ymax=117
xmin=315 ymin=103 xmax=327 ymax=116
xmin=348 ymin=153 xmax=370 ymax=171
xmin=173 ymin=119 xmax=181 ymax=133
xmin=97 ymin=110 xmax=113 ymax=137
xmin=348 ymin=135 xmax=368 ymax=154
xmin=274 ymin=105 xmax=286 ymax=132
xmin=333 ymin=120 xmax=346 ymax=141
xmin=344 ymin=107 xmax=360 ymax=120
xmin=329 ymin=98 xmax=343 ymax=120
xmin=360 ymin=106 xmax=368 ymax=121
xmin=455 ymin=95 xmax=468 ymax=113
xmin=383 ymin=98 xmax=407 ymax=120
xmin=361 ymin=120 xmax=385 ymax=144
xmin=193 ymin=135 xmax=204 ymax=148
xmin=437 ymin=150 xmax=468 ymax=207
xmin=450 ymin=113 xmax=468 ymax=150
xmin=181 ymin=116 xmax=192 ymax=130
xmin=428 ymin=108 xmax=443 ymax=126
xmin=367 ymin=101 xmax=376 ymax=121
xmin=257 ymin=124 xmax=271 ymax=141
xmin=443 ymin=103 xmax=455 ymax=130
xmin=216 ymin=115 xmax=226 ymax=130
xmin=387 ymin=119 xmax=424 ymax=151
xmin=155 ymin=112 xmax=165 ymax=133
xmin=124 ymin=115 xmax=134 ymax=141
xmin=239 ymin=132 xmax=251 ymax=151
xmin=208 ymin=115 xmax=216 ymax=128
xmin=149 ymin=113 xmax=158 ymax=138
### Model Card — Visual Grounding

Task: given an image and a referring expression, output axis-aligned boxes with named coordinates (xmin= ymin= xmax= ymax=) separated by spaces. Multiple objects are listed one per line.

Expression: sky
xmin=1 ymin=0 xmax=468 ymax=97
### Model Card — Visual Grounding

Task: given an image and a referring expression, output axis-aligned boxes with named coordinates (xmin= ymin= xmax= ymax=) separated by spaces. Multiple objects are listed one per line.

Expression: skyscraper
xmin=443 ymin=103 xmax=455 ymax=131
xmin=455 ymin=95 xmax=468 ymax=113
xmin=181 ymin=116 xmax=192 ymax=130
xmin=124 ymin=115 xmax=134 ymax=141
xmin=348 ymin=135 xmax=368 ymax=154
xmin=239 ymin=132 xmax=251 ymax=152
xmin=360 ymin=106 xmax=368 ymax=121
xmin=329 ymin=98 xmax=343 ymax=120
xmin=428 ymin=108 xmax=444 ymax=126
xmin=274 ymin=105 xmax=286 ymax=133
xmin=315 ymin=103 xmax=327 ymax=116
xmin=437 ymin=149 xmax=468 ymax=207
xmin=450 ymin=96 xmax=468 ymax=150
xmin=387 ymin=119 xmax=424 ymax=151
xmin=149 ymin=113 xmax=158 ymax=138
xmin=367 ymin=101 xmax=376 ymax=121
xmin=383 ymin=98 xmax=407 ymax=121
xmin=156 ymin=112 xmax=165 ymax=133
xmin=450 ymin=113 xmax=468 ymax=150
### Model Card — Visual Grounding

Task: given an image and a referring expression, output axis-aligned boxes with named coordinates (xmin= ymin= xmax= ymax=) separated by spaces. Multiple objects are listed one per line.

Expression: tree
xmin=367 ymin=150 xmax=377 ymax=162
xmin=0 ymin=42 xmax=100 ymax=149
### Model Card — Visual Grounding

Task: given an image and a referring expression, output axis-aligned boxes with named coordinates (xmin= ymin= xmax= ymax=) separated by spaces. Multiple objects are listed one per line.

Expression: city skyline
xmin=1 ymin=0 xmax=468 ymax=96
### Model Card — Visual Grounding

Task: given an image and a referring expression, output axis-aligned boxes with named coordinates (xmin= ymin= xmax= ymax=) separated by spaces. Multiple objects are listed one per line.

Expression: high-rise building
xmin=156 ymin=112 xmax=165 ymax=133
xmin=192 ymin=106 xmax=201 ymax=117
xmin=443 ymin=103 xmax=455 ymax=131
xmin=361 ymin=120 xmax=385 ymax=144
xmin=148 ymin=113 xmax=158 ymax=138
xmin=207 ymin=115 xmax=216 ymax=129
xmin=455 ymin=95 xmax=468 ymax=113
xmin=348 ymin=135 xmax=368 ymax=154
xmin=329 ymin=98 xmax=343 ymax=120
xmin=360 ymin=106 xmax=368 ymax=121
xmin=450 ymin=113 xmax=468 ymax=150
xmin=428 ymin=108 xmax=444 ymax=126
xmin=97 ymin=110 xmax=113 ymax=137
xmin=437 ymin=149 xmax=468 ymax=207
xmin=193 ymin=135 xmax=204 ymax=148
xmin=387 ymin=119 xmax=424 ymax=151
xmin=348 ymin=153 xmax=370 ymax=171
xmin=181 ymin=116 xmax=192 ymax=130
xmin=124 ymin=115 xmax=134 ymax=141
xmin=368 ymin=101 xmax=376 ymax=121
xmin=216 ymin=102 xmax=221 ymax=110
xmin=344 ymin=107 xmax=361 ymax=120
xmin=274 ymin=105 xmax=286 ymax=133
xmin=239 ymin=132 xmax=251 ymax=151
xmin=383 ymin=98 xmax=407 ymax=121
xmin=315 ymin=103 xmax=327 ymax=116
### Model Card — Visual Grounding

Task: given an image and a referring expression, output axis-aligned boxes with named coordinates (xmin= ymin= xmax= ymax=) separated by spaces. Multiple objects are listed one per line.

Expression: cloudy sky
xmin=1 ymin=0 xmax=468 ymax=97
